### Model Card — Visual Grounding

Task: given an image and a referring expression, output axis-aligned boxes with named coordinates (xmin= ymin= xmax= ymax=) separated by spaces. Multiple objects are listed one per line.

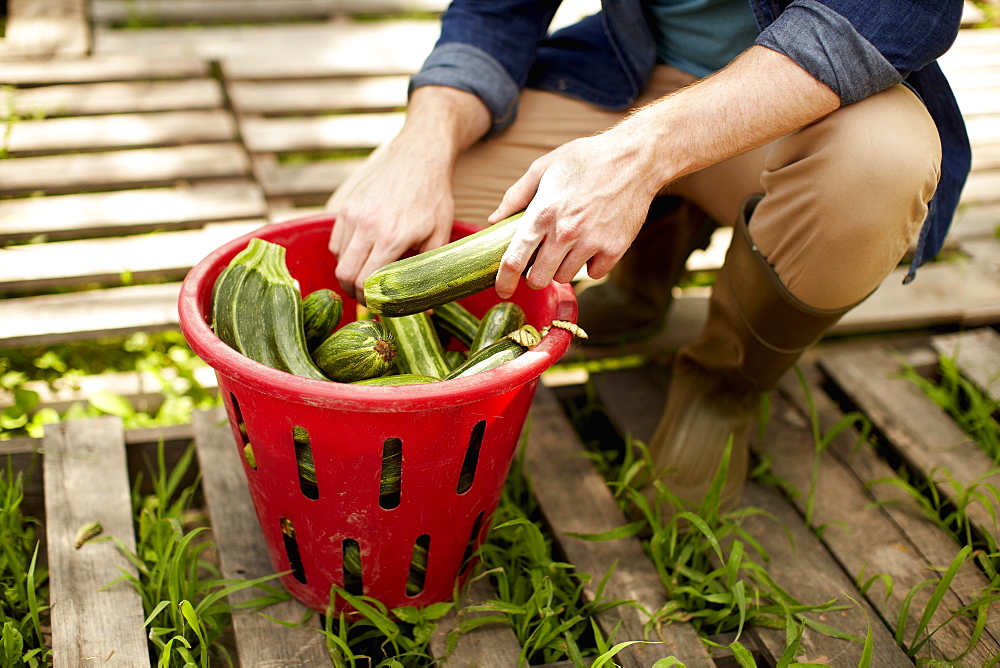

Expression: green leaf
xmin=564 ymin=520 xmax=646 ymax=542
xmin=88 ymin=390 xmax=135 ymax=418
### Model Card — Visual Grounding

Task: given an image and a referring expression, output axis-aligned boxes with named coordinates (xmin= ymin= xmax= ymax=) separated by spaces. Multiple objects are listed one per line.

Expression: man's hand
xmin=489 ymin=45 xmax=840 ymax=299
xmin=327 ymin=86 xmax=491 ymax=300
xmin=488 ymin=131 xmax=660 ymax=300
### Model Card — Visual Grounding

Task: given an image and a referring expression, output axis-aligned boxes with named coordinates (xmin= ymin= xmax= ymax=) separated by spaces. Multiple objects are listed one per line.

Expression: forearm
xmin=618 ymin=45 xmax=841 ymax=193
xmin=390 ymin=85 xmax=492 ymax=173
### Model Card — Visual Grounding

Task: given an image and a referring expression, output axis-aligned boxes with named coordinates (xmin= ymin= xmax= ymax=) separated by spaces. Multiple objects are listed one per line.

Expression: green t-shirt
xmin=645 ymin=0 xmax=760 ymax=78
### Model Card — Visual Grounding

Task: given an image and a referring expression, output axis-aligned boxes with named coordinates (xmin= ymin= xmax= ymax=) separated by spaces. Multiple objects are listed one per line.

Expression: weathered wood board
xmin=43 ymin=418 xmax=151 ymax=667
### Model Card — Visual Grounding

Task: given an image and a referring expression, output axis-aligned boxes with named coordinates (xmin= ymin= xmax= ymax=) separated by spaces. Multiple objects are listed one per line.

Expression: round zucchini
xmin=312 ymin=320 xmax=397 ymax=383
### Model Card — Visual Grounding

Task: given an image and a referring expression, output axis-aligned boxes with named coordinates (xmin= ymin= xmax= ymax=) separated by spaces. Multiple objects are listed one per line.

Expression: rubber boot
xmin=576 ymin=196 xmax=716 ymax=345
xmin=647 ymin=195 xmax=864 ymax=512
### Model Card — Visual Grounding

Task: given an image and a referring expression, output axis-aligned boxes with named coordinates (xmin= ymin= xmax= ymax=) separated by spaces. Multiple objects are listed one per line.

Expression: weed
xmin=0 ymin=460 xmax=50 ymax=667
xmin=319 ymin=588 xmax=451 ymax=666
xmin=107 ymin=442 xmax=286 ymax=666
xmin=900 ymin=354 xmax=1000 ymax=462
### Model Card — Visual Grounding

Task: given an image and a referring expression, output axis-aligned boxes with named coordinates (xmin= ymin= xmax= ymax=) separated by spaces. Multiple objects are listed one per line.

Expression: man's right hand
xmin=326 ymin=86 xmax=492 ymax=301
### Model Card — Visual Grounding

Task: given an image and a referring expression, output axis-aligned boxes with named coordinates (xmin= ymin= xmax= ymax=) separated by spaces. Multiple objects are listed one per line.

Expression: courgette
xmin=352 ymin=373 xmax=439 ymax=386
xmin=430 ymin=301 xmax=480 ymax=348
xmin=469 ymin=302 xmax=526 ymax=353
xmin=443 ymin=350 xmax=466 ymax=371
xmin=311 ymin=320 xmax=397 ymax=382
xmin=381 ymin=312 xmax=451 ymax=379
xmin=363 ymin=212 xmax=524 ymax=317
xmin=444 ymin=325 xmax=541 ymax=380
xmin=211 ymin=238 xmax=329 ymax=381
xmin=302 ymin=288 xmax=343 ymax=352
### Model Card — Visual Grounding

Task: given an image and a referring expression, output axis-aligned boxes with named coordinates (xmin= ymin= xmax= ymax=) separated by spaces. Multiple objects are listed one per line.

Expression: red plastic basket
xmin=178 ymin=215 xmax=577 ymax=613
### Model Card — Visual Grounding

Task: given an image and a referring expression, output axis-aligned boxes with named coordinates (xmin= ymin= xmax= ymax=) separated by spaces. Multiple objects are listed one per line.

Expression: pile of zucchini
xmin=210 ymin=235 xmax=584 ymax=387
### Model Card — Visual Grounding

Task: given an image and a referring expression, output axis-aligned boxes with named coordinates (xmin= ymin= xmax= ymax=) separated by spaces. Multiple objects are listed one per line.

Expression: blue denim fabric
xmin=410 ymin=0 xmax=971 ymax=278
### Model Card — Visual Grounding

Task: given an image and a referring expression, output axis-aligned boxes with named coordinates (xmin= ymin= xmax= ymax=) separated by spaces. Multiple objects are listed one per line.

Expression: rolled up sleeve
xmin=410 ymin=42 xmax=522 ymax=132
xmin=756 ymin=0 xmax=963 ymax=105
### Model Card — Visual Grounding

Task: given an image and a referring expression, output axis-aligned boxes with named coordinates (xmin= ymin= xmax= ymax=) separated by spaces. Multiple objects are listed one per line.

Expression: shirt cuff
xmin=409 ymin=42 xmax=521 ymax=133
xmin=755 ymin=0 xmax=902 ymax=105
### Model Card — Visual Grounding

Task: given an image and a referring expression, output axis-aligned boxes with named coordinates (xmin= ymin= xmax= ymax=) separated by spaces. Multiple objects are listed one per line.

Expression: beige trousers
xmin=451 ymin=65 xmax=942 ymax=310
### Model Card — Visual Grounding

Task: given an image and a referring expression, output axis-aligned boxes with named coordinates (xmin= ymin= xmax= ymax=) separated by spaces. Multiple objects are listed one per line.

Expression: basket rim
xmin=177 ymin=215 xmax=578 ymax=411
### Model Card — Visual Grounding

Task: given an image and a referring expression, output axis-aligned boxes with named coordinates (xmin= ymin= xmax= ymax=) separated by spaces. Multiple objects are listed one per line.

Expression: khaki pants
xmin=451 ymin=65 xmax=942 ymax=310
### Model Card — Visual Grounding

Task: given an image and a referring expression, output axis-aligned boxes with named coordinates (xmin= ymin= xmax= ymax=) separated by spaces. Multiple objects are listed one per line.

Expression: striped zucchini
xmin=352 ymin=374 xmax=439 ymax=386
xmin=444 ymin=325 xmax=541 ymax=380
xmin=381 ymin=312 xmax=451 ymax=379
xmin=312 ymin=320 xmax=397 ymax=383
xmin=363 ymin=212 xmax=524 ymax=317
xmin=302 ymin=288 xmax=343 ymax=352
xmin=443 ymin=350 xmax=467 ymax=371
xmin=431 ymin=301 xmax=481 ymax=348
xmin=211 ymin=238 xmax=329 ymax=381
xmin=469 ymin=302 xmax=526 ymax=353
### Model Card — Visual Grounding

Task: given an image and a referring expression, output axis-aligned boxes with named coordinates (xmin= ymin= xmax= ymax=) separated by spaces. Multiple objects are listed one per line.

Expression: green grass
xmin=1 ymin=330 xmax=221 ymax=440
xmin=900 ymin=354 xmax=1000 ymax=463
xmin=0 ymin=459 xmax=50 ymax=667
xmin=107 ymin=442 xmax=287 ymax=666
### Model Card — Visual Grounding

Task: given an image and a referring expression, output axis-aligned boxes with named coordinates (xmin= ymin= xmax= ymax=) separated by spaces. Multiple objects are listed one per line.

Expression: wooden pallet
xmin=3 ymin=25 xmax=998 ymax=349
xmin=2 ymin=6 xmax=1000 ymax=665
xmin=10 ymin=327 xmax=999 ymax=665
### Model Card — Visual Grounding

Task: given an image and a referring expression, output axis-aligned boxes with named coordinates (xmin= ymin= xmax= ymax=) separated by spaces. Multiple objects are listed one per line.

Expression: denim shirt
xmin=410 ymin=0 xmax=972 ymax=281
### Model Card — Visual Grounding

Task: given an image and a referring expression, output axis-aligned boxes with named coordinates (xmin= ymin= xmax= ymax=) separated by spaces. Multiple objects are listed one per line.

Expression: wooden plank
xmin=963 ymin=168 xmax=1000 ymax=206
xmin=5 ymin=0 xmax=90 ymax=57
xmin=762 ymin=381 xmax=1000 ymax=661
xmin=44 ymin=417 xmax=151 ymax=667
xmin=2 ymin=79 xmax=223 ymax=120
xmin=6 ymin=110 xmax=237 ymax=155
xmin=0 ymin=55 xmax=209 ymax=85
xmin=931 ymin=327 xmax=1000 ymax=400
xmin=589 ymin=367 xmax=909 ymax=665
xmin=257 ymin=158 xmax=365 ymax=200
xmin=971 ymin=142 xmax=1000 ymax=171
xmin=242 ymin=113 xmax=404 ymax=153
xmin=831 ymin=261 xmax=1000 ymax=333
xmin=191 ymin=408 xmax=330 ymax=666
xmin=0 ymin=283 xmax=183 ymax=347
xmin=429 ymin=577 xmax=524 ymax=666
xmin=819 ymin=344 xmax=1000 ymax=543
xmin=525 ymin=386 xmax=714 ymax=667
xmin=738 ymin=482 xmax=913 ymax=667
xmin=229 ymin=76 xmax=409 ymax=115
xmin=965 ymin=115 xmax=1000 ymax=148
xmin=0 ymin=221 xmax=264 ymax=294
xmin=93 ymin=21 xmax=440 ymax=79
xmin=92 ymin=0 xmax=449 ymax=24
xmin=0 ymin=143 xmax=252 ymax=196
xmin=0 ymin=182 xmax=268 ymax=244
xmin=952 ymin=202 xmax=1000 ymax=240
xmin=778 ymin=361 xmax=1000 ymax=661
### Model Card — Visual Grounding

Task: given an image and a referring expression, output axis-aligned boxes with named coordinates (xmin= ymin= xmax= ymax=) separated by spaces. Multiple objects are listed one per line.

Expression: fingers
xmin=488 ymin=160 xmax=544 ymax=225
xmin=333 ymin=231 xmax=375 ymax=300
xmin=495 ymin=221 xmax=544 ymax=299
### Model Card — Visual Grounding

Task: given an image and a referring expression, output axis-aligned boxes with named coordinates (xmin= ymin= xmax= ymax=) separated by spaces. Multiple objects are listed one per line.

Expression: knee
xmin=753 ymin=86 xmax=943 ymax=309
xmin=767 ymin=84 xmax=941 ymax=231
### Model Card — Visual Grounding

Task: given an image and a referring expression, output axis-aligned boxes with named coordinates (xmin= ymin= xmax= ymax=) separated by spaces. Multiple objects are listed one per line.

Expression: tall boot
xmin=576 ymin=196 xmax=716 ymax=345
xmin=647 ymin=195 xmax=865 ymax=512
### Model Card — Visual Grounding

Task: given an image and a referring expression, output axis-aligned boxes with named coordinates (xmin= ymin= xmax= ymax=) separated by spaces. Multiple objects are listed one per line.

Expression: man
xmin=326 ymin=0 xmax=971 ymax=510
